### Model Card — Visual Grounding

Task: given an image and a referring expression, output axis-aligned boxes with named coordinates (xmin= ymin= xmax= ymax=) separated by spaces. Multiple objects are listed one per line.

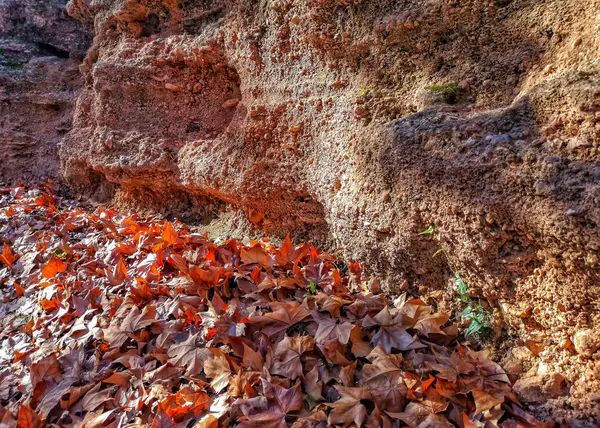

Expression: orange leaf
xmin=41 ymin=257 xmax=67 ymax=278
xmin=14 ymin=282 xmax=24 ymax=297
xmin=40 ymin=297 xmax=60 ymax=312
xmin=162 ymin=222 xmax=180 ymax=246
xmin=17 ymin=403 xmax=41 ymax=428
xmin=0 ymin=244 xmax=18 ymax=266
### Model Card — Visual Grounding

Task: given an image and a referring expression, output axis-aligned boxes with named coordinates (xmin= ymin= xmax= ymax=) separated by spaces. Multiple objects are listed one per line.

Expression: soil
xmin=1 ymin=0 xmax=600 ymax=424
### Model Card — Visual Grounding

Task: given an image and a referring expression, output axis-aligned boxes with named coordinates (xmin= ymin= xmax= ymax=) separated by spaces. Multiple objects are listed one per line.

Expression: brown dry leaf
xmin=80 ymin=382 xmax=114 ymax=413
xmin=290 ymin=410 xmax=327 ymax=428
xmin=167 ymin=334 xmax=214 ymax=376
xmin=302 ymin=366 xmax=323 ymax=401
xmin=241 ymin=244 xmax=272 ymax=268
xmin=103 ymin=305 xmax=158 ymax=348
xmin=204 ymin=354 xmax=232 ymax=393
xmin=313 ymin=313 xmax=353 ymax=345
xmin=387 ymin=399 xmax=452 ymax=427
xmin=248 ymin=302 xmax=310 ymax=337
xmin=350 ymin=324 xmax=373 ymax=357
xmin=30 ymin=354 xmax=62 ymax=388
xmin=237 ymin=380 xmax=304 ymax=427
xmin=362 ymin=307 xmax=426 ymax=353
xmin=242 ymin=344 xmax=264 ymax=371
xmin=365 ymin=406 xmax=392 ymax=428
xmin=271 ymin=336 xmax=315 ymax=379
xmin=327 ymin=386 xmax=371 ymax=427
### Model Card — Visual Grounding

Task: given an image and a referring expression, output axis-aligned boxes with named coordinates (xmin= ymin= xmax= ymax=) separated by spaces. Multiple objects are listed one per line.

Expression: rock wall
xmin=56 ymin=0 xmax=600 ymax=420
xmin=0 ymin=0 xmax=90 ymax=185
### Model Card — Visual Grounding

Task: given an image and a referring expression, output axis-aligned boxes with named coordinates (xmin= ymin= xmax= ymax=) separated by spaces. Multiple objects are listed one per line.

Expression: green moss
xmin=6 ymin=60 xmax=24 ymax=70
xmin=425 ymin=82 xmax=462 ymax=104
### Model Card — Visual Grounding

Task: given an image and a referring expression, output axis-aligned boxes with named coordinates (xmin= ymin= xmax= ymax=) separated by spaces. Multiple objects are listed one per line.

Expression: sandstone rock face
xmin=573 ymin=329 xmax=600 ymax=358
xmin=0 ymin=0 xmax=90 ymax=185
xmin=61 ymin=0 xmax=600 ymax=407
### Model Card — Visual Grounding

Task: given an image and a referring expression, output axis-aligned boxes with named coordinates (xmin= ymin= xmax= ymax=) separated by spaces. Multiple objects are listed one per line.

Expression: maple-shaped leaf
xmin=248 ymin=302 xmax=310 ymax=337
xmin=242 ymin=343 xmax=264 ymax=371
xmin=346 ymin=293 xmax=386 ymax=318
xmin=0 ymin=244 xmax=18 ymax=266
xmin=318 ymin=339 xmax=353 ymax=366
xmin=362 ymin=306 xmax=426 ymax=353
xmin=271 ymin=336 xmax=315 ymax=379
xmin=237 ymin=380 xmax=304 ymax=427
xmin=361 ymin=348 xmax=407 ymax=412
xmin=204 ymin=354 xmax=232 ymax=393
xmin=162 ymin=221 xmax=181 ymax=246
xmin=167 ymin=334 xmax=213 ymax=376
xmin=158 ymin=386 xmax=211 ymax=419
xmin=471 ymin=383 xmax=513 ymax=415
xmin=313 ymin=312 xmax=353 ymax=345
xmin=350 ymin=324 xmax=373 ymax=357
xmin=37 ymin=377 xmax=77 ymax=418
xmin=427 ymin=350 xmax=475 ymax=383
xmin=105 ymin=258 xmax=128 ymax=286
xmin=189 ymin=265 xmax=224 ymax=286
xmin=262 ymin=379 xmax=304 ymax=414
xmin=290 ymin=410 xmax=327 ymax=428
xmin=41 ymin=256 xmax=67 ymax=278
xmin=241 ymin=244 xmax=272 ymax=268
xmin=327 ymin=386 xmax=371 ymax=427
xmin=302 ymin=366 xmax=323 ymax=401
xmin=30 ymin=354 xmax=62 ymax=389
xmin=103 ymin=305 xmax=158 ymax=348
xmin=388 ymin=403 xmax=453 ymax=427
xmin=413 ymin=312 xmax=450 ymax=337
xmin=78 ymin=382 xmax=114 ymax=413
xmin=366 ymin=406 xmax=392 ymax=428
xmin=79 ymin=409 xmax=117 ymax=428
xmin=303 ymin=261 xmax=334 ymax=289
xmin=316 ymin=294 xmax=352 ymax=318
xmin=275 ymin=234 xmax=308 ymax=267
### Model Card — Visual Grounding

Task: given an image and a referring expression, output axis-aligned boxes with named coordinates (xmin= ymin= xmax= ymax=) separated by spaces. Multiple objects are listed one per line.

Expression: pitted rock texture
xmin=0 ymin=0 xmax=90 ymax=185
xmin=61 ymin=0 xmax=600 ymax=421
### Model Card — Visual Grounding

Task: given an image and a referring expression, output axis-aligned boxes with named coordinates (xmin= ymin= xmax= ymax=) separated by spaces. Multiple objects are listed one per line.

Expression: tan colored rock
xmin=573 ymin=329 xmax=600 ymax=358
xmin=513 ymin=372 xmax=569 ymax=404
xmin=164 ymin=83 xmax=181 ymax=92
xmin=222 ymin=98 xmax=239 ymax=109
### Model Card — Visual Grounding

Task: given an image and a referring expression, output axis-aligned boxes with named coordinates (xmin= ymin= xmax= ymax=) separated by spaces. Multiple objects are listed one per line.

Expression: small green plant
xmin=454 ymin=272 xmax=491 ymax=337
xmin=454 ymin=272 xmax=469 ymax=302
xmin=6 ymin=60 xmax=24 ymax=70
xmin=457 ymin=304 xmax=491 ymax=337
xmin=51 ymin=247 xmax=68 ymax=259
xmin=425 ymin=82 xmax=461 ymax=103
xmin=419 ymin=225 xmax=436 ymax=236
xmin=308 ymin=280 xmax=317 ymax=295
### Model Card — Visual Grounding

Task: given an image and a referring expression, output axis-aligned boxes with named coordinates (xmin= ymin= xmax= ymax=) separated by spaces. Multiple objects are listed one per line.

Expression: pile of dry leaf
xmin=0 ymin=184 xmax=547 ymax=427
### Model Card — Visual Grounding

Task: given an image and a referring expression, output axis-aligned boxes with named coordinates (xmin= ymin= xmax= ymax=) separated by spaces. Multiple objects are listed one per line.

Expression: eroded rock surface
xmin=43 ymin=0 xmax=600 ymax=421
xmin=0 ymin=0 xmax=90 ymax=184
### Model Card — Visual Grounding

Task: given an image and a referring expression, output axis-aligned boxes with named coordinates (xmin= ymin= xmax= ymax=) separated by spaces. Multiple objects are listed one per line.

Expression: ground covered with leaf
xmin=0 ymin=184 xmax=550 ymax=427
